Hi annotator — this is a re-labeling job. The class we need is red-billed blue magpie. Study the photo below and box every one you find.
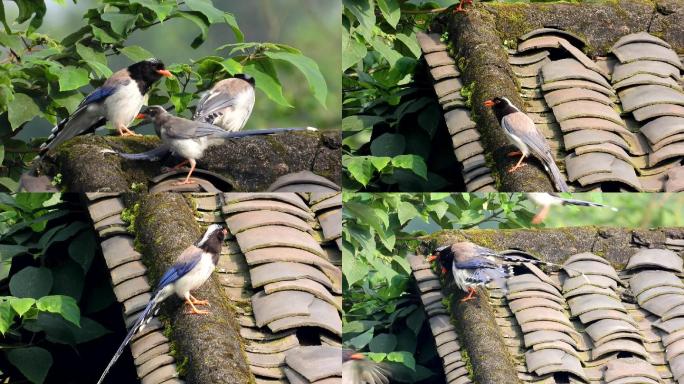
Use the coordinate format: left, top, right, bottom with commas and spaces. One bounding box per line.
342, 349, 391, 384
96, 224, 226, 384
124, 105, 317, 184
527, 193, 618, 224
484, 97, 569, 192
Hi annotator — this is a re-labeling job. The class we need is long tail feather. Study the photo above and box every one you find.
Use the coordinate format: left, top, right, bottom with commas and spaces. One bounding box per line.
560, 197, 618, 211
544, 158, 569, 192
101, 144, 171, 161
215, 127, 317, 139
96, 288, 166, 384
494, 254, 588, 281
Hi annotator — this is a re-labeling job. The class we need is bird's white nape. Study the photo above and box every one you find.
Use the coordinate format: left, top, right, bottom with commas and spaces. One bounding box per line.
196, 224, 223, 246
499, 97, 520, 112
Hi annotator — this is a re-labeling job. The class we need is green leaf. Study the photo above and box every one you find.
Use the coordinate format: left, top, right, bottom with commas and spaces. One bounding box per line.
0, 244, 27, 260
56, 67, 90, 92
222, 13, 243, 42
0, 300, 12, 334
347, 327, 374, 350
185, 0, 224, 23
406, 308, 425, 334
0, 177, 18, 193
417, 103, 441, 137
243, 61, 292, 108
377, 0, 400, 28
10, 297, 35, 317
342, 115, 384, 132
342, 128, 372, 151
370, 35, 402, 67
101, 13, 138, 36
6, 347, 53, 384
38, 221, 88, 252
397, 201, 420, 225
52, 90, 87, 113
177, 10, 210, 48
370, 156, 391, 172
50, 260, 84, 301
68, 230, 96, 273
387, 351, 416, 370
392, 155, 428, 180
9, 267, 53, 299
395, 32, 422, 58
343, 0, 375, 41
342, 33, 367, 71
263, 51, 328, 107
131, 0, 175, 21
90, 25, 118, 44
369, 333, 397, 353
119, 45, 155, 62
8, 93, 40, 130
345, 157, 375, 186
36, 295, 80, 327
342, 249, 369, 287
370, 133, 405, 157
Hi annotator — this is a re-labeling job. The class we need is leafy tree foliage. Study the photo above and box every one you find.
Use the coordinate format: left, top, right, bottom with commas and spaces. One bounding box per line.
0, 0, 328, 191
0, 193, 109, 384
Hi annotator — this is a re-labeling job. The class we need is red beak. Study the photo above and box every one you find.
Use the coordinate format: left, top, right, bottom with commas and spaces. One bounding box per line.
157, 69, 173, 78
442, 266, 447, 275
427, 254, 437, 262
483, 99, 495, 107
350, 353, 365, 360
136, 113, 146, 120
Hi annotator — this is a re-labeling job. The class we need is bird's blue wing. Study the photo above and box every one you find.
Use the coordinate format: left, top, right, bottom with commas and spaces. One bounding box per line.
80, 86, 117, 107
156, 251, 202, 289
453, 257, 498, 270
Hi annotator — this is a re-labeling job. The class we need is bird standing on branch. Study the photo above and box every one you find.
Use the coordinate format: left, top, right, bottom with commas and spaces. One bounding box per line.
96, 224, 225, 384
526, 193, 618, 224
484, 97, 569, 192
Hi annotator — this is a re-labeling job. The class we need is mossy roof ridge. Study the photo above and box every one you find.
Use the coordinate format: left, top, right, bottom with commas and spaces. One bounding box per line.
48, 130, 341, 192
131, 192, 254, 384
427, 226, 684, 267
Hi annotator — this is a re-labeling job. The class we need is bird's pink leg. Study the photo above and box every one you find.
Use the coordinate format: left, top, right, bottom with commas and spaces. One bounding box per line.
185, 298, 210, 315
172, 159, 189, 170
507, 151, 522, 157
508, 154, 526, 173
460, 287, 477, 302
117, 123, 141, 137
454, 0, 467, 12
173, 159, 197, 185
189, 294, 210, 306
532, 205, 550, 225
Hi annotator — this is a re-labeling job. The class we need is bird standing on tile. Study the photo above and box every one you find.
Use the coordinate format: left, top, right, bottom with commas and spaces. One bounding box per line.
526, 193, 618, 224
342, 349, 391, 384
123, 105, 316, 184
484, 97, 569, 192
96, 224, 226, 384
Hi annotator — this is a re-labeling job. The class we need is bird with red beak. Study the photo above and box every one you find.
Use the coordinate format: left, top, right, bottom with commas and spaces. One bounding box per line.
484, 97, 569, 192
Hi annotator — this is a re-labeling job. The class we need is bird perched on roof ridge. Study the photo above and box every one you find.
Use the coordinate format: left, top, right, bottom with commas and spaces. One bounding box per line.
96, 224, 226, 384
428, 242, 586, 301
342, 349, 391, 384
193, 74, 255, 131
527, 193, 618, 224
484, 96, 569, 192
120, 105, 316, 185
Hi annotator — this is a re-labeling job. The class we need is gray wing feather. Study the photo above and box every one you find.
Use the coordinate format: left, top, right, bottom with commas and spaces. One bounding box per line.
193, 90, 237, 123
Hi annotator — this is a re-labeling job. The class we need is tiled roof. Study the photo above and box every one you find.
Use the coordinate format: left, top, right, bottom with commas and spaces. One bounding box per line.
413, 228, 684, 383
420, 25, 684, 191
87, 192, 342, 383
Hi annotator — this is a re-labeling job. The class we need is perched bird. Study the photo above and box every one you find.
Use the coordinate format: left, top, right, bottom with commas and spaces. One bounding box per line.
342, 349, 391, 384
96, 224, 226, 384
484, 97, 569, 192
124, 105, 316, 184
193, 74, 256, 131
41, 59, 172, 152
428, 242, 514, 302
526, 193, 618, 224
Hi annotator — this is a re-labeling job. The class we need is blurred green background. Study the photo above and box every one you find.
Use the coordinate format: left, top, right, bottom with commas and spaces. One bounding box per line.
7, 0, 341, 142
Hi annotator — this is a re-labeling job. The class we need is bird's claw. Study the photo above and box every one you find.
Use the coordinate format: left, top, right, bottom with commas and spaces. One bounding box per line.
460, 296, 476, 303
118, 128, 141, 137
172, 179, 197, 186
508, 164, 526, 173
185, 308, 210, 315
191, 299, 210, 306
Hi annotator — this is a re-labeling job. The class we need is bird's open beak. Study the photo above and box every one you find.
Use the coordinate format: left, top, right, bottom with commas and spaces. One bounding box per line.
222, 228, 228, 236
427, 254, 437, 262
350, 353, 365, 360
136, 113, 146, 120
157, 69, 174, 78
483, 99, 495, 107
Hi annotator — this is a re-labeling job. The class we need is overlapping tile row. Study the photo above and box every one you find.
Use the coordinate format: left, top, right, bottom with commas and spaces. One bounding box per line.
609, 32, 684, 191
622, 248, 684, 383
407, 254, 472, 384
416, 32, 496, 192
267, 171, 342, 194
85, 193, 183, 384
507, 28, 684, 191
221, 193, 342, 383
561, 253, 662, 383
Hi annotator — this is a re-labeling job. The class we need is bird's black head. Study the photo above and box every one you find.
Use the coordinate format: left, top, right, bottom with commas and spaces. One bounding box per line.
234, 73, 255, 86
196, 224, 227, 257
136, 105, 167, 121
127, 58, 173, 94
484, 96, 517, 120
427, 245, 452, 276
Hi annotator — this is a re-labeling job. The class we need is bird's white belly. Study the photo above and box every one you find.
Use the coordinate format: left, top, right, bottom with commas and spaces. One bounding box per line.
170, 137, 209, 160
104, 82, 144, 127
453, 268, 479, 292
174, 253, 215, 299
506, 132, 530, 156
